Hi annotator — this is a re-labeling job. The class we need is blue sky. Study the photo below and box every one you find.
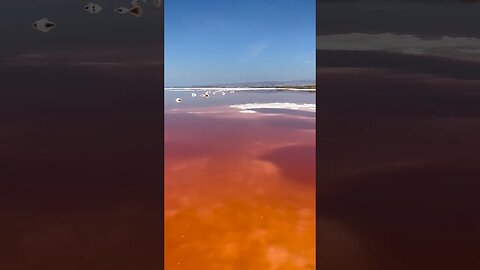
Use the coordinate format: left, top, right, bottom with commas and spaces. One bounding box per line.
165, 0, 315, 86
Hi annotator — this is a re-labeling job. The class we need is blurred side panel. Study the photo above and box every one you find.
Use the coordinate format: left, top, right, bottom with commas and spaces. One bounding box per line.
317, 0, 480, 269
0, 1, 164, 269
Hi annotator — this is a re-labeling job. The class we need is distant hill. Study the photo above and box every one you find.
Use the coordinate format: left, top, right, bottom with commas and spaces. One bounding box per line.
191, 80, 315, 88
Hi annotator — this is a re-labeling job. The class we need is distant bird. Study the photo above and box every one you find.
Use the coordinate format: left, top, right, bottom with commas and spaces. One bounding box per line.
192, 93, 197, 97
221, 92, 226, 95
32, 18, 55, 33
114, 6, 142, 17
83, 2, 103, 15
153, 0, 162, 9
114, 3, 143, 17
114, 7, 130, 14
175, 98, 182, 103
202, 92, 210, 98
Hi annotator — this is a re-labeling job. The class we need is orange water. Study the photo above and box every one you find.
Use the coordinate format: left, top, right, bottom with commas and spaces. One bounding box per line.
164, 92, 316, 269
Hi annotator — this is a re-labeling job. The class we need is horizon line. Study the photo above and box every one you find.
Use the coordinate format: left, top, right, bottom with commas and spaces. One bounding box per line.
165, 79, 316, 88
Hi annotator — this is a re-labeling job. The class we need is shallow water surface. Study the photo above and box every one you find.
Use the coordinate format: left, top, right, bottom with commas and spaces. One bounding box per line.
164, 89, 316, 269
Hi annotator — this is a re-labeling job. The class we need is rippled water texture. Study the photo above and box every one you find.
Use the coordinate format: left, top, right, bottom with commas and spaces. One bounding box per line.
164, 89, 316, 269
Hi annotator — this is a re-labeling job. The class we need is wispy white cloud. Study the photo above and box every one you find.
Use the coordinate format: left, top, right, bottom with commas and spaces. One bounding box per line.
242, 41, 269, 62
